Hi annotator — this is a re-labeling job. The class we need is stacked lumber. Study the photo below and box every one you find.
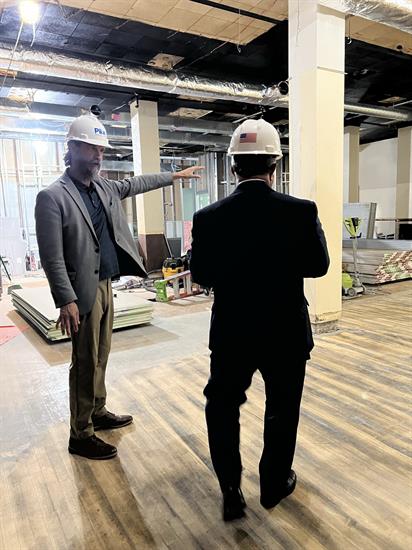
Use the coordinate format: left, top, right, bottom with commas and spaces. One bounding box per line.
342, 248, 412, 284
11, 287, 153, 342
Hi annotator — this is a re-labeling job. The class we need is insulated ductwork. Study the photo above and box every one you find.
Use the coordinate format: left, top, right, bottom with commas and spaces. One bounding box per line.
343, 102, 410, 121
320, 0, 412, 34
0, 47, 409, 123
0, 47, 287, 106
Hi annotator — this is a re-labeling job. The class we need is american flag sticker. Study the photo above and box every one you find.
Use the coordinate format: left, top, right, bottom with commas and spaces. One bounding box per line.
239, 132, 257, 143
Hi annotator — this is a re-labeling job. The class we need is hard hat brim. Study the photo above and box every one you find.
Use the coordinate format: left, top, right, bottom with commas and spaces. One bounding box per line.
228, 150, 283, 159
67, 137, 112, 149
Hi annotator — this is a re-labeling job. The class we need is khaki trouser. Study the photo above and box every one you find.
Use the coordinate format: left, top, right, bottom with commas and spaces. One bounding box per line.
70, 279, 114, 439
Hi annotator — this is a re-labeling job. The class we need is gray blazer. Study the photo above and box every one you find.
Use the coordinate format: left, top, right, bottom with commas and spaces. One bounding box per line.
35, 170, 173, 315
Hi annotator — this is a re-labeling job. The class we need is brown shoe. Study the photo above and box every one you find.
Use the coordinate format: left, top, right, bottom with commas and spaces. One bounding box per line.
93, 411, 133, 431
68, 435, 117, 460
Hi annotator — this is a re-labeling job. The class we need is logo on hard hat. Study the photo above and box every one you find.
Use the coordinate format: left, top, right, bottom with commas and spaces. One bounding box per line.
239, 133, 257, 143
94, 127, 106, 136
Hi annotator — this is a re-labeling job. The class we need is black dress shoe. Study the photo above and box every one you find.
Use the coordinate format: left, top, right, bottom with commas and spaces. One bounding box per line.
260, 470, 297, 509
223, 487, 247, 521
68, 435, 117, 460
92, 411, 133, 431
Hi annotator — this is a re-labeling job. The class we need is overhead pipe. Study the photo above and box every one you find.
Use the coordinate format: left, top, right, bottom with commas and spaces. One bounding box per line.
159, 131, 229, 147
343, 102, 411, 122
240, 98, 411, 123
158, 116, 234, 136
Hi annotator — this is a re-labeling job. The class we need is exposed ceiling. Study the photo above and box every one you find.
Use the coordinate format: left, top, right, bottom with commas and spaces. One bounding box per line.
0, 0, 411, 153
346, 15, 412, 55
55, 0, 282, 45
1, 0, 284, 45
14, 0, 412, 53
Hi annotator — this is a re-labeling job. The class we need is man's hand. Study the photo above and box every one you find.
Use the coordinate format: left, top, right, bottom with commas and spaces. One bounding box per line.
56, 302, 80, 336
173, 166, 204, 180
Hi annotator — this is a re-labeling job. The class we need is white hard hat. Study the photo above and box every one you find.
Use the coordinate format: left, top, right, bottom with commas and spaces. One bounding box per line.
228, 119, 282, 159
66, 115, 112, 148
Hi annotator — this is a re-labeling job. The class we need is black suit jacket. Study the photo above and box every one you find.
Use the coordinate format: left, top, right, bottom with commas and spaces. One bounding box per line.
190, 180, 330, 359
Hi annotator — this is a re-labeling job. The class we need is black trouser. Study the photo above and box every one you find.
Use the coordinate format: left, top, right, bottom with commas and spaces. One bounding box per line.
204, 349, 306, 496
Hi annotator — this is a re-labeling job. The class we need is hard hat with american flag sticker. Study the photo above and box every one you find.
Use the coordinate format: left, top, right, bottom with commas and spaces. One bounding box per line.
228, 119, 282, 159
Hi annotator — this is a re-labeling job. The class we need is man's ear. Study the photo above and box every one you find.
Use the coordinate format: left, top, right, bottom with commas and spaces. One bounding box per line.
269, 163, 277, 178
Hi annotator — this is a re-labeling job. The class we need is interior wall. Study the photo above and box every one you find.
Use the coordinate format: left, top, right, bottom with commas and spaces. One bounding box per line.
0, 138, 64, 260
343, 131, 350, 203
358, 138, 398, 237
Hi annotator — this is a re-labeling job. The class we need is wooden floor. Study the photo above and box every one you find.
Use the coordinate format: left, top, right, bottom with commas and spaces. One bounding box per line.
0, 281, 411, 549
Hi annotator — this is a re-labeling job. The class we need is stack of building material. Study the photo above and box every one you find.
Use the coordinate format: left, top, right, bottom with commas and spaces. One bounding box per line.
11, 287, 154, 342
342, 249, 412, 284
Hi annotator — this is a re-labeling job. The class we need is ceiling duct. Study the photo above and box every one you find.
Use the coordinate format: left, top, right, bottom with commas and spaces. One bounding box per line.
0, 46, 287, 106
0, 47, 409, 123
320, 0, 412, 34
343, 102, 411, 121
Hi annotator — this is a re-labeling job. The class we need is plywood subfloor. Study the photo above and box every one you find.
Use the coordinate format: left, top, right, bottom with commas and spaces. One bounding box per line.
0, 281, 411, 549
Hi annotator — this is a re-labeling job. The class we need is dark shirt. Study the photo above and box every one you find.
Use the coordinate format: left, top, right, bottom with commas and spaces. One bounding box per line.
71, 176, 120, 281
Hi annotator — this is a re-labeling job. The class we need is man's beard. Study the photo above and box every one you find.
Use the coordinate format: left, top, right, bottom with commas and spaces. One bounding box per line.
86, 163, 101, 178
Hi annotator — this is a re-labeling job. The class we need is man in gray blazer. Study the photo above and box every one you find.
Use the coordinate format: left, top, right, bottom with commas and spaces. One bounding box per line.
35, 115, 202, 460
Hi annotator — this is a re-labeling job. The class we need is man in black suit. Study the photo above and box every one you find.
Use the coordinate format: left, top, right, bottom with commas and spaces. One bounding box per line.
190, 119, 329, 521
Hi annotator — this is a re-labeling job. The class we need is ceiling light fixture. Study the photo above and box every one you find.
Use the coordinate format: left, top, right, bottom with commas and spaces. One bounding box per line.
18, 0, 40, 25
168, 108, 212, 119
148, 54, 184, 71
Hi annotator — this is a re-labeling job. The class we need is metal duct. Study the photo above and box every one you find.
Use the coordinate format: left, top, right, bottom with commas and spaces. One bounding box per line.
159, 131, 229, 148
278, 96, 410, 122
0, 46, 286, 106
158, 116, 234, 136
266, 98, 410, 122
0, 47, 409, 123
320, 0, 412, 34
343, 102, 410, 121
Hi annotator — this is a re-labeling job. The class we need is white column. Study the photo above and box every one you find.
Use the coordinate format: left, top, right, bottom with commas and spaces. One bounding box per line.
289, 0, 345, 332
130, 99, 166, 270
173, 180, 183, 222
130, 99, 163, 233
343, 126, 360, 203
396, 126, 412, 219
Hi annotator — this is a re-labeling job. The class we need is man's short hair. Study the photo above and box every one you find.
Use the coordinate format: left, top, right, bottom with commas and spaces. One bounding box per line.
232, 154, 277, 179
64, 150, 72, 166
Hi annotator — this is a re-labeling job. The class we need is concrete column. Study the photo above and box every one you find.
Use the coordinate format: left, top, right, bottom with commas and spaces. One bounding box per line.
163, 185, 174, 222
289, 0, 345, 332
216, 153, 226, 201
343, 126, 360, 203
173, 181, 183, 222
396, 126, 412, 218
130, 99, 167, 271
